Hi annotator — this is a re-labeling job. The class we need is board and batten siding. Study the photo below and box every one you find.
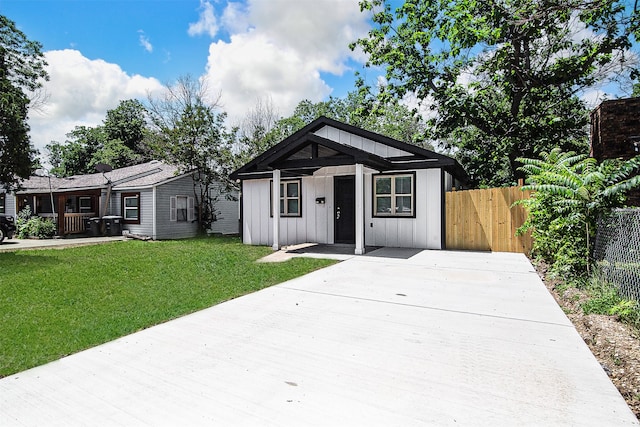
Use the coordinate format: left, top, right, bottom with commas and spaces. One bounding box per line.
364, 168, 443, 249
242, 167, 350, 246
313, 125, 412, 158
241, 166, 444, 249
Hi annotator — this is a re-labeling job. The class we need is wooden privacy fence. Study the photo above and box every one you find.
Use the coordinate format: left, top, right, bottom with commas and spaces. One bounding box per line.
445, 186, 533, 253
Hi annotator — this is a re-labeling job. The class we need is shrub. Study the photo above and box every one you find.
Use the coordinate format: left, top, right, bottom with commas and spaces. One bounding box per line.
517, 149, 640, 277
16, 207, 57, 239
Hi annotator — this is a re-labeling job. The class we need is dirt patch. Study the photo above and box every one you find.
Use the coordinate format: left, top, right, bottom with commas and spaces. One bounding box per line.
535, 263, 640, 420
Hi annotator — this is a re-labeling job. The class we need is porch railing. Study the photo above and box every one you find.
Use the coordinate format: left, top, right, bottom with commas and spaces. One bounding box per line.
63, 213, 94, 234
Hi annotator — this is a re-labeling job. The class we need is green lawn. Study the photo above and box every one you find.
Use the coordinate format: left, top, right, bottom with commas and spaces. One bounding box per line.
0, 237, 335, 377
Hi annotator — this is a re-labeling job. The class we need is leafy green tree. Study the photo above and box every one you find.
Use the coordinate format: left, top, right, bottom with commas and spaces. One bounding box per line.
0, 15, 48, 189
352, 0, 636, 186
146, 75, 234, 234
517, 148, 640, 276
103, 99, 149, 152
46, 99, 150, 176
47, 126, 106, 176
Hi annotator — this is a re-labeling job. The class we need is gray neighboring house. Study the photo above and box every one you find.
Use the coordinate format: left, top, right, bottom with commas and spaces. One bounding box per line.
1, 161, 238, 239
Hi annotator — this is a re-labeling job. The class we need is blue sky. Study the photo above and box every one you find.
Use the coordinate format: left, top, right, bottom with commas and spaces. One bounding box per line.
0, 0, 373, 157
0, 0, 635, 162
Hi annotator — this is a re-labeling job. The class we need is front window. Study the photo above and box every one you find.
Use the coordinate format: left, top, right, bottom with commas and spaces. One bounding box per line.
271, 180, 301, 217
79, 197, 92, 213
176, 196, 188, 222
373, 174, 414, 217
122, 193, 140, 223
170, 195, 195, 222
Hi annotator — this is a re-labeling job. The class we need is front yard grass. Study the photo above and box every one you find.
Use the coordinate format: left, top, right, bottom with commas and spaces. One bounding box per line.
0, 237, 336, 377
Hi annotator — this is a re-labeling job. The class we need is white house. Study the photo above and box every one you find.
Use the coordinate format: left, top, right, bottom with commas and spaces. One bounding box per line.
3, 161, 238, 239
230, 117, 468, 254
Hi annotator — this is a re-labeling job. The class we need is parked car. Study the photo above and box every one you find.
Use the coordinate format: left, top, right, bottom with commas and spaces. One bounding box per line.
0, 215, 16, 243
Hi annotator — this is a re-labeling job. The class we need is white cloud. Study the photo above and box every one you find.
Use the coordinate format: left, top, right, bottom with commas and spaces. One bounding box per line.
29, 49, 163, 161
205, 33, 332, 120
188, 0, 219, 38
138, 30, 153, 53
203, 0, 370, 124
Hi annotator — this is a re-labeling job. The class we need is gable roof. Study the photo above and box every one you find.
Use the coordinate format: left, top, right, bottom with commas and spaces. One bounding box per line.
17, 161, 187, 194
230, 116, 468, 183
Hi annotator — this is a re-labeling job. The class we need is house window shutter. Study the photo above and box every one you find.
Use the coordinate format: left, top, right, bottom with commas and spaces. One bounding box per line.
170, 196, 177, 222
187, 197, 195, 222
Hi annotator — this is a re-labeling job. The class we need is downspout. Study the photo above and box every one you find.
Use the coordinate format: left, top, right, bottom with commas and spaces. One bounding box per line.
238, 181, 243, 241
441, 169, 446, 250
152, 186, 157, 240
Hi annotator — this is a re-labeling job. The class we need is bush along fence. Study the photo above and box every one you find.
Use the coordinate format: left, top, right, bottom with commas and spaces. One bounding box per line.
594, 208, 640, 302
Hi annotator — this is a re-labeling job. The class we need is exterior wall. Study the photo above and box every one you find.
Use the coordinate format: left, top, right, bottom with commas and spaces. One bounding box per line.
153, 175, 199, 240
1, 189, 17, 217
590, 98, 640, 160
241, 166, 444, 249
314, 125, 412, 158
590, 98, 640, 206
111, 189, 154, 237
209, 184, 239, 235
111, 175, 202, 240
365, 168, 443, 249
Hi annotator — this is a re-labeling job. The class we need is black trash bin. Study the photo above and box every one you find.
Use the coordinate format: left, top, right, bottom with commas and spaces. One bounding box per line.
87, 217, 102, 237
103, 215, 123, 237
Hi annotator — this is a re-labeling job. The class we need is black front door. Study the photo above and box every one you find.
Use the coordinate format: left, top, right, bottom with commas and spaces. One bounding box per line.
334, 175, 355, 244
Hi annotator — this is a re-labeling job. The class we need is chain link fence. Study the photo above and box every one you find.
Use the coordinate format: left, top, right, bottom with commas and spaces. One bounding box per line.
593, 208, 640, 302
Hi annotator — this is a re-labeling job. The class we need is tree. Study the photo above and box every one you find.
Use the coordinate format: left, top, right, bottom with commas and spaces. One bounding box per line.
47, 126, 106, 176
517, 148, 640, 276
0, 15, 48, 189
146, 75, 234, 234
233, 90, 432, 169
352, 0, 636, 186
103, 99, 149, 152
46, 99, 150, 176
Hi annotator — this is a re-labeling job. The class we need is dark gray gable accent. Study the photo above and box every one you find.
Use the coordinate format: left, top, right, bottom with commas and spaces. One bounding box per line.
257, 134, 392, 172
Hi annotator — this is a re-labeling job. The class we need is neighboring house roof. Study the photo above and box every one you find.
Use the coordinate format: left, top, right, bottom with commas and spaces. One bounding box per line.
17, 161, 187, 193
230, 116, 469, 183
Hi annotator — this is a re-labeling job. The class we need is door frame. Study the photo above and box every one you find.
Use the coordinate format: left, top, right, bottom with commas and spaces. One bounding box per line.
334, 175, 356, 244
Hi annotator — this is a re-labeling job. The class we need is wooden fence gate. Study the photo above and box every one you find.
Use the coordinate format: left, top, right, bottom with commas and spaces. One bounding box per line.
445, 186, 533, 253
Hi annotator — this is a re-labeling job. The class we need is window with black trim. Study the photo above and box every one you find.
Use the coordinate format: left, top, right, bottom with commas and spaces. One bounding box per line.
373, 173, 415, 217
122, 192, 140, 223
271, 180, 301, 217
0, 192, 5, 214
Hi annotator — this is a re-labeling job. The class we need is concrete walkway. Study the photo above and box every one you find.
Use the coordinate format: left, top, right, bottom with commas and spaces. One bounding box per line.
1, 249, 637, 425
0, 236, 125, 252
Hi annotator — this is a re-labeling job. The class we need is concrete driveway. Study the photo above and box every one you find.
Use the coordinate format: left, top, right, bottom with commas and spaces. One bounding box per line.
1, 249, 637, 426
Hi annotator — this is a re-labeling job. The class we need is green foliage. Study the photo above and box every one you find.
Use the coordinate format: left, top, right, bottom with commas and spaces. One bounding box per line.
46, 100, 151, 176
233, 90, 432, 170
352, 0, 635, 186
0, 15, 48, 189
517, 149, 640, 276
146, 75, 235, 234
0, 237, 336, 376
581, 275, 640, 328
15, 206, 56, 239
